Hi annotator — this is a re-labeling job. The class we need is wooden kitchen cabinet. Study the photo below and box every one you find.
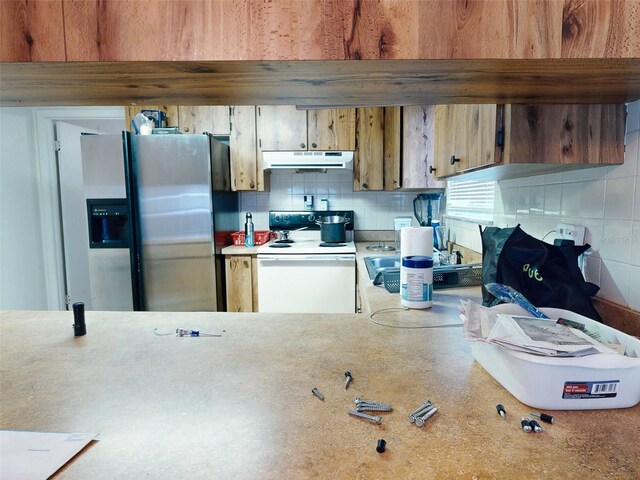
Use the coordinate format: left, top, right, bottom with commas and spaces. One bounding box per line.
225, 255, 258, 312
308, 109, 356, 150
353, 108, 384, 191
434, 104, 500, 177
257, 106, 355, 151
124, 106, 229, 134
257, 106, 307, 150
177, 106, 231, 134
433, 104, 626, 180
354, 106, 443, 191
230, 106, 264, 191
400, 106, 446, 189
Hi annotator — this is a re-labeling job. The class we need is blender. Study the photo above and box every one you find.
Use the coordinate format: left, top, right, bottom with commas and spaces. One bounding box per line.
413, 193, 443, 227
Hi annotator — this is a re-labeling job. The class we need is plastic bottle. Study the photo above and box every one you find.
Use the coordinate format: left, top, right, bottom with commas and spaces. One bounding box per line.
245, 212, 255, 247
400, 255, 433, 309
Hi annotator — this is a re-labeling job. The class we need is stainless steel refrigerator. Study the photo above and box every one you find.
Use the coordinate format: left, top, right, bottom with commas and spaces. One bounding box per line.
80, 132, 238, 312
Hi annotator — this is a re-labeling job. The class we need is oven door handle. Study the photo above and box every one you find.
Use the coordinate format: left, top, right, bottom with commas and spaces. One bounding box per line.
258, 255, 354, 262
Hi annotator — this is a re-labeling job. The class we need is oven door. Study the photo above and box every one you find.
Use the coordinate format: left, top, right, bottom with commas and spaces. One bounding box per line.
257, 254, 356, 313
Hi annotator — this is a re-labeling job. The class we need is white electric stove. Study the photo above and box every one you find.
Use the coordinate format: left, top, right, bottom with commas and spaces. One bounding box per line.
257, 211, 356, 313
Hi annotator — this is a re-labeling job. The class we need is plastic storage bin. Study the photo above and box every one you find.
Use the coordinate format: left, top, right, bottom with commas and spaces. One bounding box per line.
470, 304, 640, 410
230, 230, 271, 246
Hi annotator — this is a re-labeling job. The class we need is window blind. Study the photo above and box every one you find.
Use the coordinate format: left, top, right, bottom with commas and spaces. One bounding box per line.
445, 180, 496, 224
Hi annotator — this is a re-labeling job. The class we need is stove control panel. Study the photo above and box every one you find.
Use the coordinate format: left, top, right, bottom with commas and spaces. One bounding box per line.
269, 210, 354, 230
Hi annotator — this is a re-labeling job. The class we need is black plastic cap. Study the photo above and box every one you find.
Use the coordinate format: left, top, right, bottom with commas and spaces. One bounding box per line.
376, 439, 386, 453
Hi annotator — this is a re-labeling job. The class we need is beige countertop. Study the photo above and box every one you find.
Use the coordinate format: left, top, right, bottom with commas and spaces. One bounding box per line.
2, 301, 639, 478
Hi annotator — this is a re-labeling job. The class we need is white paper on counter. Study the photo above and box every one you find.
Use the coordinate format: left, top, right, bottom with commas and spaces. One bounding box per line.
0, 430, 97, 480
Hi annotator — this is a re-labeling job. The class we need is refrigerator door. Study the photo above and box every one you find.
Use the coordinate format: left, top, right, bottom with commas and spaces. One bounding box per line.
128, 134, 218, 311
81, 134, 133, 311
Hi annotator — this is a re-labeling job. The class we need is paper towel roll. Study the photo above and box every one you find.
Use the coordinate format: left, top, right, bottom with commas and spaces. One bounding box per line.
400, 226, 433, 259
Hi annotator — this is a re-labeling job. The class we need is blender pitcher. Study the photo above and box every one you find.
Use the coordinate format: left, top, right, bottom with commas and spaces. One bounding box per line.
413, 193, 443, 226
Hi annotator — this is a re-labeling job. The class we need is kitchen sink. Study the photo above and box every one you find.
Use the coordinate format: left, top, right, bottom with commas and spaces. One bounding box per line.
364, 255, 401, 285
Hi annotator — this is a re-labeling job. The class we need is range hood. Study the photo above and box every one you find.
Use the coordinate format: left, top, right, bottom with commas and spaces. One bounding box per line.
263, 151, 353, 171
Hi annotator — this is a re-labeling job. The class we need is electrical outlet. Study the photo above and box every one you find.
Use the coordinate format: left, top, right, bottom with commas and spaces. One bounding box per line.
556, 223, 586, 246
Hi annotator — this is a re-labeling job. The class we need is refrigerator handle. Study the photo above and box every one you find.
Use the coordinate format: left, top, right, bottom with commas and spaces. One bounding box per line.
122, 131, 145, 311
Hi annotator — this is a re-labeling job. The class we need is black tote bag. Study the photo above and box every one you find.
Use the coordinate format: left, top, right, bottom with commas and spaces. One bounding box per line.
481, 225, 602, 322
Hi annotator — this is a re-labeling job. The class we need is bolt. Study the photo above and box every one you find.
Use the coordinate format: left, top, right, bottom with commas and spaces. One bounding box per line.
311, 387, 324, 401
347, 409, 382, 425
344, 371, 352, 390
409, 404, 434, 423
408, 401, 433, 422
415, 406, 438, 427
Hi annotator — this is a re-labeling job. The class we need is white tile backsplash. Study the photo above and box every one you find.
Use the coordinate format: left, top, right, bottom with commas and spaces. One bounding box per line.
239, 170, 429, 231
604, 176, 635, 220
579, 179, 606, 219
561, 182, 582, 217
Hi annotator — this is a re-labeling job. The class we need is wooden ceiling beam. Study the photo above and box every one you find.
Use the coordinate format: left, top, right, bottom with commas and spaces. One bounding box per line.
1, 59, 639, 107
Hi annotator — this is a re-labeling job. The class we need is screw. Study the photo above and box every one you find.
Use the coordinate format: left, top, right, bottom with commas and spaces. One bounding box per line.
344, 371, 352, 390
347, 409, 382, 425
311, 387, 324, 401
415, 406, 438, 427
357, 404, 392, 412
408, 401, 433, 422
355, 398, 391, 409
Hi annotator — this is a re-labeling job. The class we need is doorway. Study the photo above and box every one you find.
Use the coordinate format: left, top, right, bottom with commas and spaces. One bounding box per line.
33, 108, 125, 310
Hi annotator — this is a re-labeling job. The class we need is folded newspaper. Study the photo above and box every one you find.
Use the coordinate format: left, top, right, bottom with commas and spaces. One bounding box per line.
461, 300, 619, 357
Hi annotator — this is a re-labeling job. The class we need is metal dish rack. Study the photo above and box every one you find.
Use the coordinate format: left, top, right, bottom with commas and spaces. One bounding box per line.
381, 263, 483, 294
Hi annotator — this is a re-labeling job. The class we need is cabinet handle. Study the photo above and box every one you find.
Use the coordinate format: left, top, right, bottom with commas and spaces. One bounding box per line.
300, 143, 306, 149
450, 155, 461, 166
362, 183, 369, 190
429, 165, 436, 174
250, 181, 255, 189
183, 127, 190, 132
311, 143, 317, 149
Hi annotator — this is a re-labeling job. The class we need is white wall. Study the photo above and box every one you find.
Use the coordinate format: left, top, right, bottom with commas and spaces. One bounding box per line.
493, 100, 640, 310
0, 108, 48, 309
240, 170, 431, 231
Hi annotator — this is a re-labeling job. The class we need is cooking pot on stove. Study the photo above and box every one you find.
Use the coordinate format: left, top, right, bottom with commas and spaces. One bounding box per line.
315, 215, 350, 243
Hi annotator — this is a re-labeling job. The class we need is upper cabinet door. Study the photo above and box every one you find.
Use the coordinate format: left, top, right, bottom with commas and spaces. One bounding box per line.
230, 106, 258, 191
353, 108, 384, 191
402, 106, 445, 189
434, 104, 499, 177
256, 106, 307, 151
178, 106, 231, 135
308, 109, 356, 150
383, 107, 402, 191
507, 104, 625, 166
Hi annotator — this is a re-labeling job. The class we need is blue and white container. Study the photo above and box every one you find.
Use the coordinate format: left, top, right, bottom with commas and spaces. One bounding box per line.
400, 255, 433, 309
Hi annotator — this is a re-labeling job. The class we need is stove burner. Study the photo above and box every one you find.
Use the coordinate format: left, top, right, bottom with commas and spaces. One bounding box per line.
319, 242, 347, 247
269, 243, 292, 248
274, 239, 294, 244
